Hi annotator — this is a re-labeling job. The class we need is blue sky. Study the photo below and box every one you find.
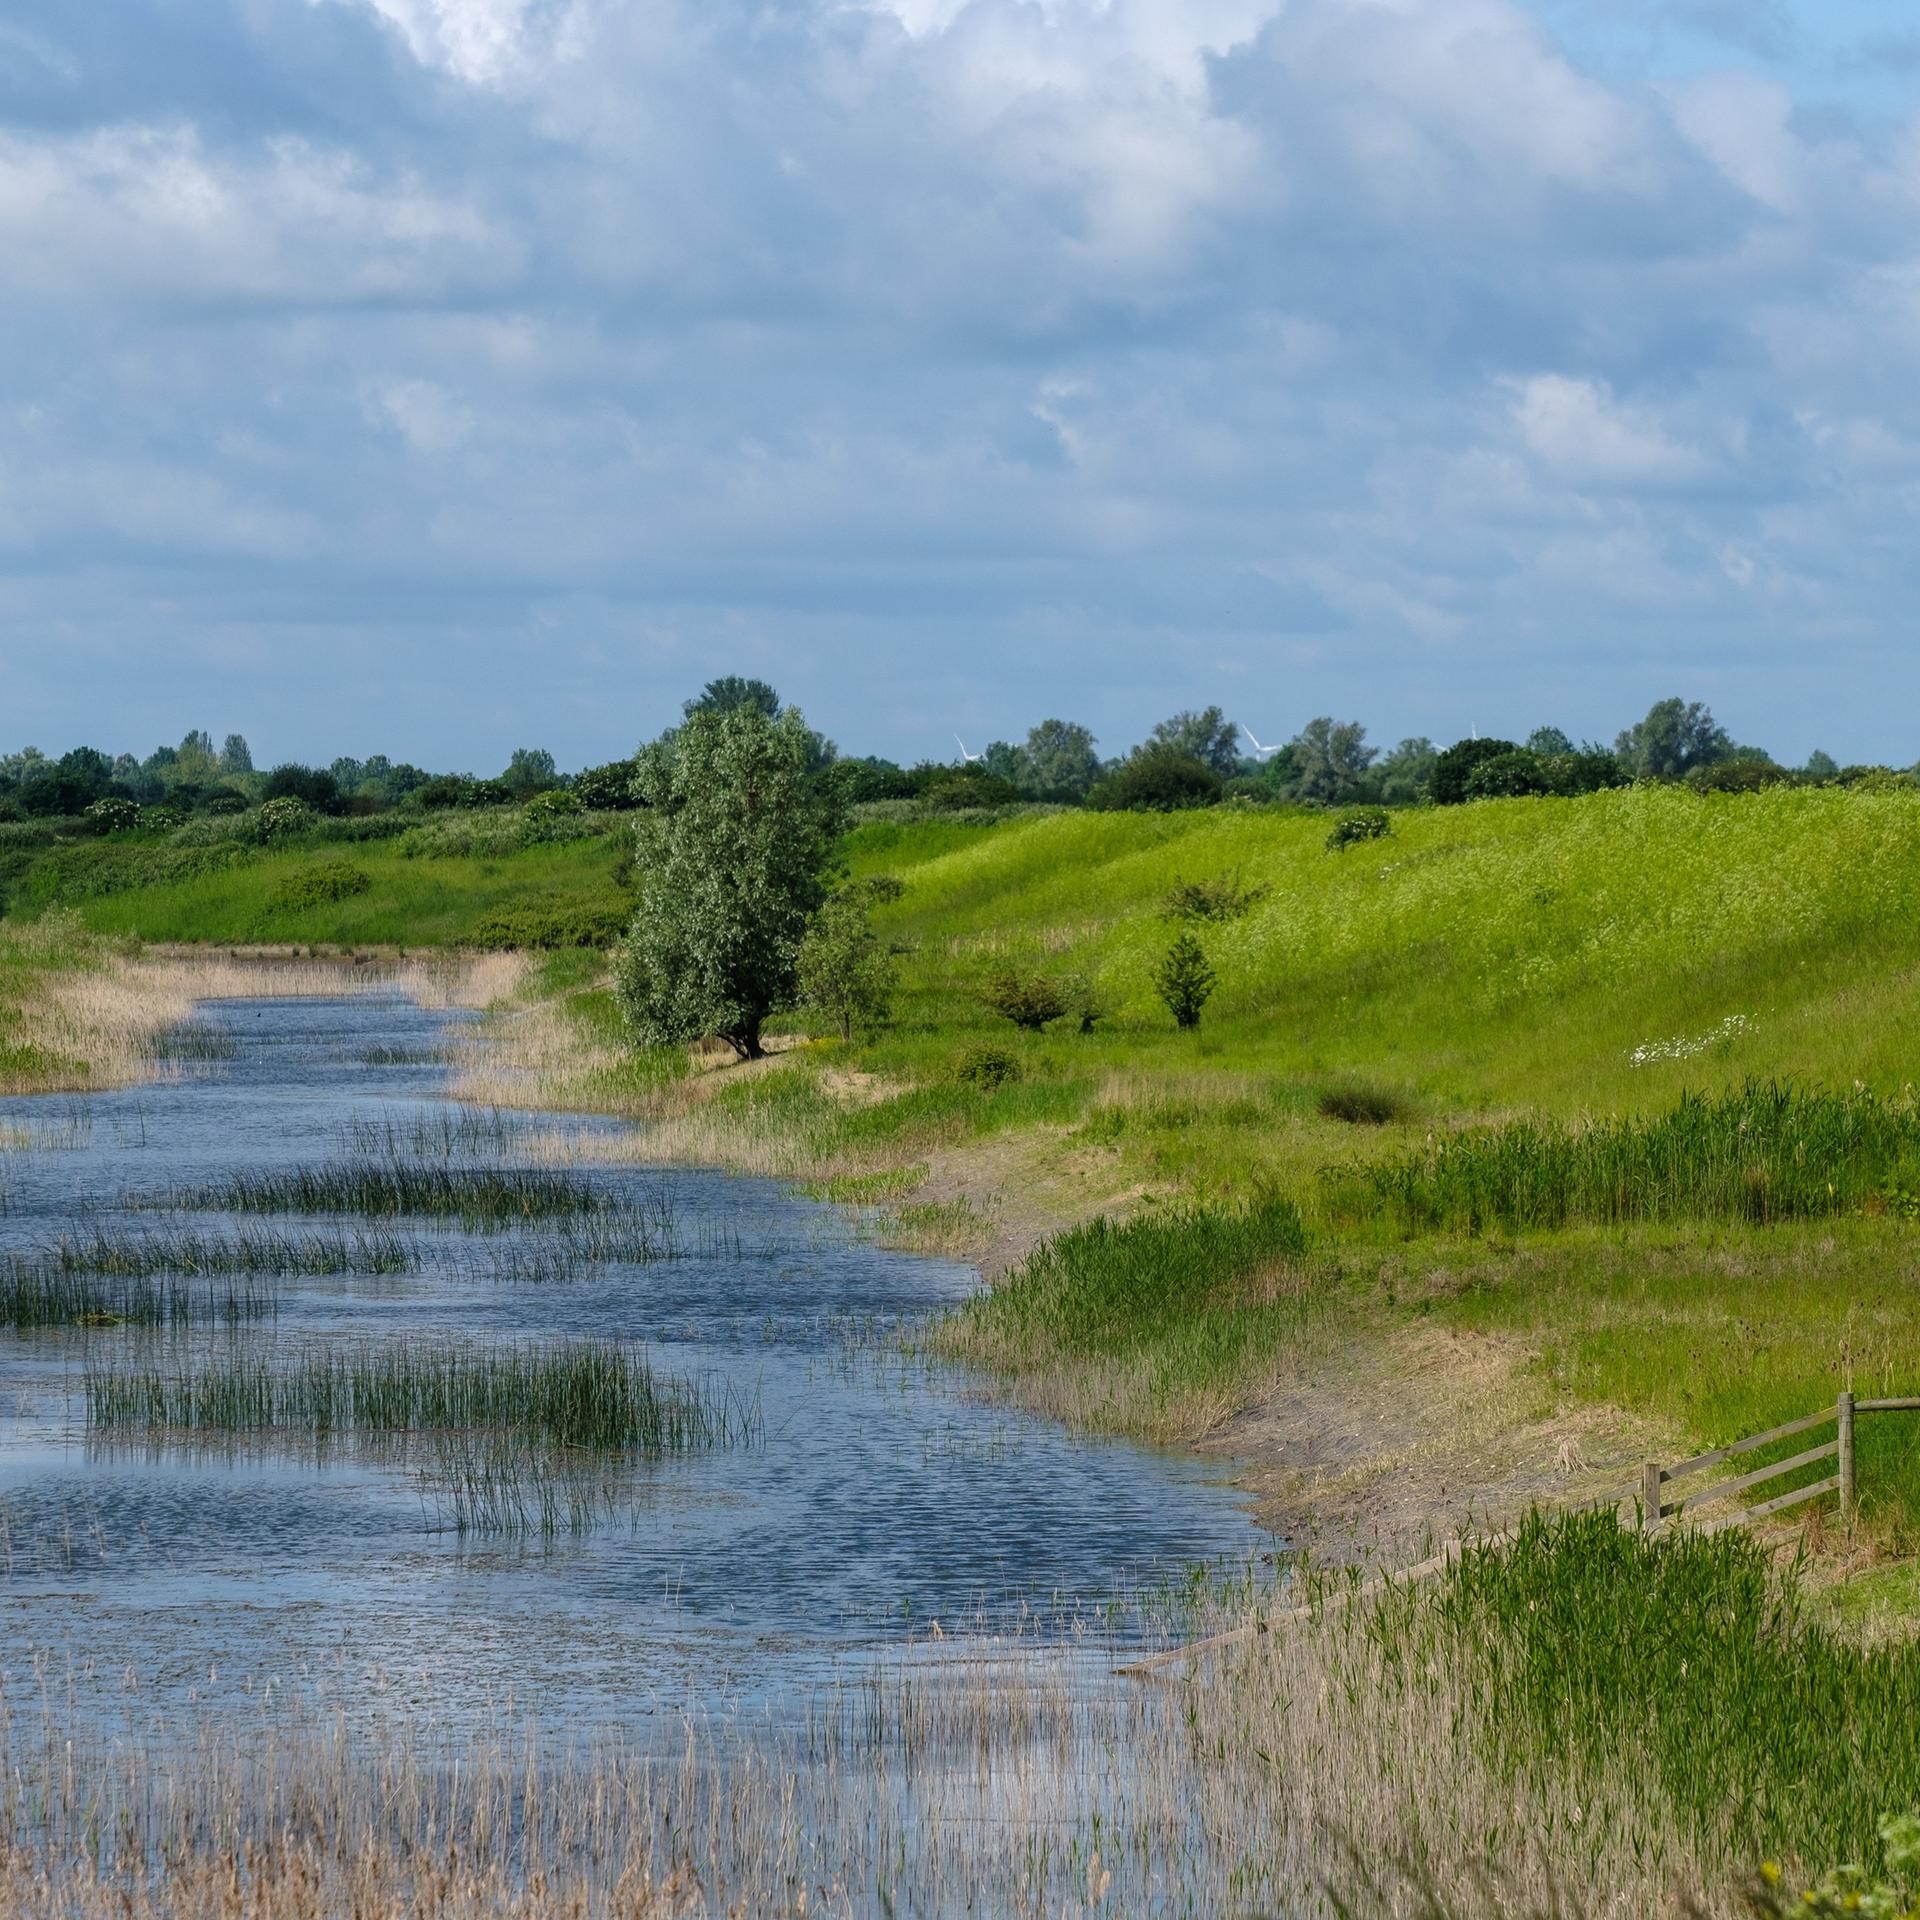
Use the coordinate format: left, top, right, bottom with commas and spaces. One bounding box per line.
0, 0, 1914, 772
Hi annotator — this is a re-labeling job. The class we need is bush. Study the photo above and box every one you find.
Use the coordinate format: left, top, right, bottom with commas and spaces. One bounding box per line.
257, 796, 318, 841
1542, 748, 1631, 796
264, 862, 372, 913
983, 964, 1071, 1031
1154, 931, 1216, 1029
523, 788, 582, 820
1318, 1079, 1410, 1125
1687, 760, 1791, 794
1163, 870, 1269, 919
261, 764, 340, 813
466, 894, 631, 950
572, 758, 644, 811
1463, 749, 1550, 799
1088, 747, 1222, 813
1325, 807, 1391, 851
83, 797, 142, 835
1428, 737, 1519, 805
953, 1044, 1021, 1091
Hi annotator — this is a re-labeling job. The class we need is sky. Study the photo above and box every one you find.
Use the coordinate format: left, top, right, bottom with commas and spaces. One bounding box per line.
0, 0, 1916, 773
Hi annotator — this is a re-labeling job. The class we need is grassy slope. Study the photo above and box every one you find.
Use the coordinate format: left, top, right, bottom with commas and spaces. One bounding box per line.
815, 790, 1920, 1525
38, 837, 623, 946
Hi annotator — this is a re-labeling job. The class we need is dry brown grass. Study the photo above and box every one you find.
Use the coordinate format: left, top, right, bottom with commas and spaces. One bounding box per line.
0, 1577, 1720, 1920
0, 933, 527, 1096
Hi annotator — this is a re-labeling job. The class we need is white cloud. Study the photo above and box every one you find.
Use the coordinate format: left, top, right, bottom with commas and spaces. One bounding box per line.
322, 0, 580, 87
1667, 72, 1799, 212
0, 126, 506, 302
371, 379, 476, 453
1508, 376, 1713, 489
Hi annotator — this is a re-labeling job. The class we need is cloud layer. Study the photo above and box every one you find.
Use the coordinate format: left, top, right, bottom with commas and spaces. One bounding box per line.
0, 0, 1914, 766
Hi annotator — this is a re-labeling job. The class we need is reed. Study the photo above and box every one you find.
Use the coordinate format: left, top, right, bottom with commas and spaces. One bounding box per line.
0, 1264, 272, 1329
27, 1226, 415, 1277
929, 1196, 1322, 1441
0, 1512, 1899, 1917
85, 1338, 735, 1454
1331, 1082, 1920, 1234
160, 1160, 612, 1226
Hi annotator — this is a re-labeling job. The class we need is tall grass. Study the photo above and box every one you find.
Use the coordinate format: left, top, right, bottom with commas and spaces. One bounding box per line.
930, 1197, 1322, 1440
26, 1226, 414, 1277
85, 1339, 734, 1454
162, 1161, 612, 1225
1362, 1507, 1920, 1870
0, 1264, 272, 1329
1334, 1083, 1920, 1234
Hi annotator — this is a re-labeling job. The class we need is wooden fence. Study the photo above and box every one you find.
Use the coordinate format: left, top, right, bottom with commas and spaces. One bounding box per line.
1641, 1390, 1920, 1535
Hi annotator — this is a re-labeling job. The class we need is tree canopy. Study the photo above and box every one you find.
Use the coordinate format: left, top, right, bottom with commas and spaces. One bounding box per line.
616, 704, 847, 1059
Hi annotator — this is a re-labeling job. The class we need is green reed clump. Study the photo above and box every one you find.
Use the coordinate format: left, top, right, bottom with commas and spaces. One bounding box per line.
161, 1161, 610, 1226
86, 1339, 732, 1455
930, 1196, 1318, 1439
0, 1263, 272, 1329
1357, 1508, 1920, 1872
1332, 1082, 1920, 1234
36, 1226, 414, 1277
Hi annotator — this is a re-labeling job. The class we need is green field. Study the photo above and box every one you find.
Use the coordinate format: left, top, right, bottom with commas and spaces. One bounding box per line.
8, 828, 626, 948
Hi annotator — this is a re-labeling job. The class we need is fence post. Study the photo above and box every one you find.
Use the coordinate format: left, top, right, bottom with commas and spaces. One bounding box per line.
1838, 1392, 1856, 1526
1642, 1459, 1663, 1536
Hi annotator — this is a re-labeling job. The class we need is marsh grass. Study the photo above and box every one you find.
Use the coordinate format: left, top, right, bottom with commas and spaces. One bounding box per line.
1334, 1083, 1920, 1234
0, 1513, 1901, 1917
85, 1338, 736, 1454
28, 1226, 415, 1277
931, 1196, 1325, 1440
161, 1160, 613, 1226
0, 1265, 272, 1329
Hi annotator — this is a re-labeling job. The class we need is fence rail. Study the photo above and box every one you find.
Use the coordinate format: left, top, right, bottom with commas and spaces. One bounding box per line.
1642, 1390, 1872, 1534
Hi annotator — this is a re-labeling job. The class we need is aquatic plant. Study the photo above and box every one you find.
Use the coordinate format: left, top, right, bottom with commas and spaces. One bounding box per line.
158, 1160, 614, 1226
0, 1262, 273, 1329
85, 1338, 734, 1455
30, 1226, 414, 1277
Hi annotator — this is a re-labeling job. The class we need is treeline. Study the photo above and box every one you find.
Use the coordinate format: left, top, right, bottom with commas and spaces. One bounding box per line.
0, 683, 1903, 835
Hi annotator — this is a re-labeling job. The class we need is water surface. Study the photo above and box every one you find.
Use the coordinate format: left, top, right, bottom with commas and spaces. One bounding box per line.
0, 992, 1264, 1737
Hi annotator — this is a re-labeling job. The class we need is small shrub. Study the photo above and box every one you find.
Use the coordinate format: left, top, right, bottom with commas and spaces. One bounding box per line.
257, 796, 317, 841
83, 797, 142, 834
797, 891, 895, 1040
859, 873, 905, 905
1154, 931, 1216, 1029
265, 861, 372, 913
953, 1044, 1021, 1091
1325, 807, 1391, 852
1163, 870, 1269, 919
983, 964, 1071, 1030
523, 788, 582, 820
1318, 1079, 1409, 1125
465, 894, 630, 949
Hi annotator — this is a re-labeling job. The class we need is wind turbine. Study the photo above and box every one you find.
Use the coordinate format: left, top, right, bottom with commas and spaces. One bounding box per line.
1241, 726, 1281, 761
954, 734, 984, 764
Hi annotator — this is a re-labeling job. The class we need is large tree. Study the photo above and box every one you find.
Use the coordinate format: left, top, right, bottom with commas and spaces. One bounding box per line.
684, 676, 781, 720
1018, 718, 1100, 797
1148, 706, 1240, 776
1286, 717, 1377, 803
616, 704, 846, 1059
1614, 699, 1733, 780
